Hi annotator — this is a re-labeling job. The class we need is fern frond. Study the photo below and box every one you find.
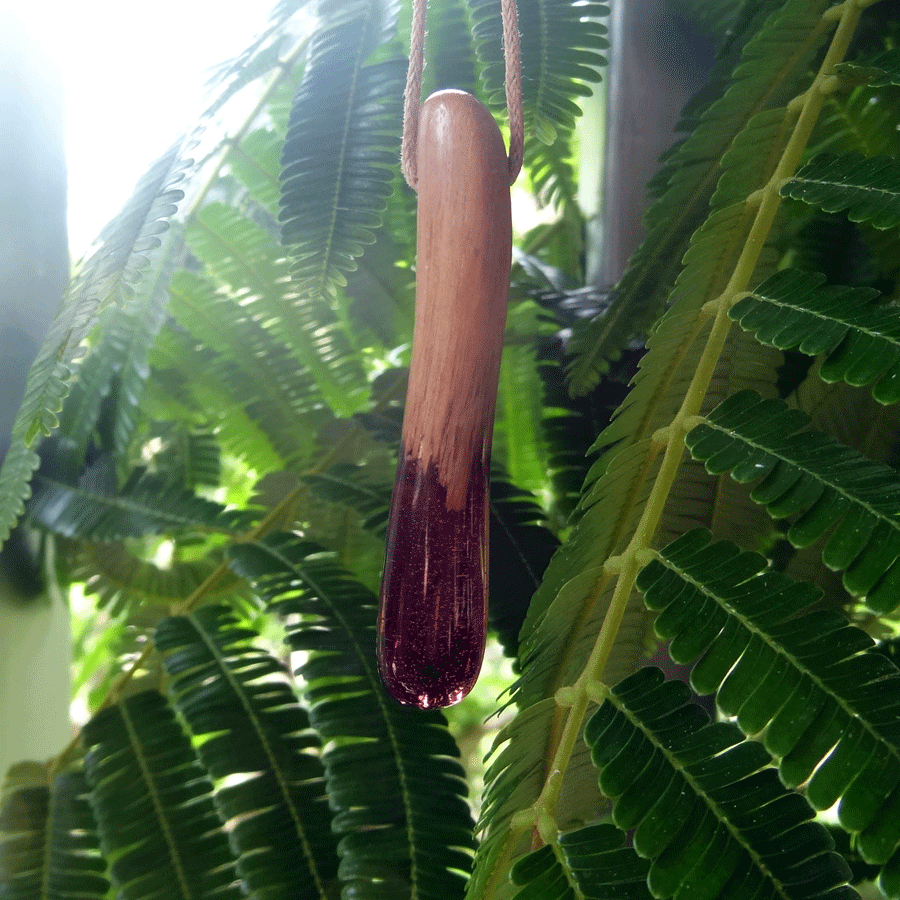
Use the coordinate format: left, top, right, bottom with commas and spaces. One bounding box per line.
0, 763, 49, 899
0, 141, 192, 542
27, 453, 256, 542
728, 269, 900, 402
639, 529, 900, 864
0, 765, 109, 900
166, 270, 328, 464
685, 390, 900, 612
567, 0, 832, 394
489, 475, 560, 657
186, 203, 367, 416
279, 0, 404, 298
59, 225, 181, 459
228, 534, 475, 900
46, 772, 109, 900
82, 690, 242, 900
584, 668, 857, 900
425, 0, 477, 96
155, 605, 340, 900
226, 126, 284, 216
471, 0, 607, 143
494, 302, 556, 496
812, 84, 900, 159
470, 0, 608, 208
304, 462, 392, 533
509, 824, 651, 900
151, 428, 221, 490
781, 152, 900, 229
76, 540, 243, 616
837, 48, 900, 88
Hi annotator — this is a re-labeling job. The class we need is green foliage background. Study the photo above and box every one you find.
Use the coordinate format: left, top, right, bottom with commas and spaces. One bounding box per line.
5, 0, 900, 898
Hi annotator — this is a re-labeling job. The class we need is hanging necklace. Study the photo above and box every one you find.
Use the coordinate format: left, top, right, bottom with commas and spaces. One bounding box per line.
377, 0, 523, 708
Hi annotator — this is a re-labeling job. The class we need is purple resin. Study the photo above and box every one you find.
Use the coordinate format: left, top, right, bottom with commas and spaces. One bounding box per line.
377, 454, 488, 708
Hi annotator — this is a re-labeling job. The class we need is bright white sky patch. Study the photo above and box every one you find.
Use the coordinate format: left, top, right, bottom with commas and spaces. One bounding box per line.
19, 0, 274, 256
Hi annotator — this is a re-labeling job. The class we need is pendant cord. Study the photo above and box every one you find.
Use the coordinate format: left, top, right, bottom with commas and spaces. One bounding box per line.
401, 0, 523, 190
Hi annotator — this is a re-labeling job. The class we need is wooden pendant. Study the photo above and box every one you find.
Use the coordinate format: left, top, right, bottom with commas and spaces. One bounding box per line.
377, 90, 512, 708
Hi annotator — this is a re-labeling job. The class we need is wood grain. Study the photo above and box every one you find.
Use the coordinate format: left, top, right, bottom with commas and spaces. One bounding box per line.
376, 91, 512, 707
401, 90, 512, 509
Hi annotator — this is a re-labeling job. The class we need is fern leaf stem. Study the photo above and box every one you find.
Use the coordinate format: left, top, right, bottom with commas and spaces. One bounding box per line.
186, 38, 309, 218
492, 0, 867, 873
50, 375, 409, 777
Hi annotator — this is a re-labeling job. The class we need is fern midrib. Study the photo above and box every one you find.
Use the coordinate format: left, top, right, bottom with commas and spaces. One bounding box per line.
188, 614, 331, 898
609, 693, 794, 900
261, 539, 424, 900
693, 413, 900, 534
651, 548, 900, 768
314, 13, 372, 310
486, 4, 868, 891
572, 9, 832, 389
118, 700, 195, 900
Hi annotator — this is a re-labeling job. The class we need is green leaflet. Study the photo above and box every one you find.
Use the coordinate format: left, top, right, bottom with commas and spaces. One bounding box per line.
188, 203, 369, 418
584, 668, 857, 900
509, 824, 651, 900
836, 48, 900, 88
0, 767, 109, 900
782, 152, 900, 229
639, 529, 900, 863
82, 691, 242, 900
228, 533, 475, 900
469, 0, 609, 207
685, 390, 900, 612
155, 606, 340, 900
279, 0, 405, 298
728, 269, 900, 403
0, 140, 192, 542
26, 449, 257, 542
566, 0, 829, 394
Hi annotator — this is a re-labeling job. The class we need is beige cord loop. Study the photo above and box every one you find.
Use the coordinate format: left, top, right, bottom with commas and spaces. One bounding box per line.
401, 0, 523, 189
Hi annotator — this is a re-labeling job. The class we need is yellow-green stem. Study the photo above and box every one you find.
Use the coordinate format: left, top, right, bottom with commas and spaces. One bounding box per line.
501, 0, 867, 876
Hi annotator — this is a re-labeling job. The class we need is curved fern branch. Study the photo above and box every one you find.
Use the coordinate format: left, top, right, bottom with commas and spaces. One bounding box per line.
583, 668, 856, 900
82, 690, 242, 900
781, 152, 900, 228
0, 140, 193, 543
685, 390, 900, 612
639, 529, 900, 864
472, 5, 870, 894
155, 605, 340, 900
228, 533, 476, 900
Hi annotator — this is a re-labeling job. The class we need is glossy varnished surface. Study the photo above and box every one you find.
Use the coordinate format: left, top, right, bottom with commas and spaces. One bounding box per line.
378, 90, 511, 708
378, 456, 488, 708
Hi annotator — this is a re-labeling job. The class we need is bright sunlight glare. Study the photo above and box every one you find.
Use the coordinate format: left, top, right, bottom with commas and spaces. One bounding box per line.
13, 0, 275, 256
